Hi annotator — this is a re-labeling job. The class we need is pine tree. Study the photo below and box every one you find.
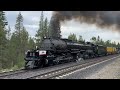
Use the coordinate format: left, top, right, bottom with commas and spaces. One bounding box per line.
0, 11, 8, 28
11, 12, 29, 68
20, 27, 29, 53
28, 37, 35, 50
96, 36, 100, 44
117, 42, 120, 47
14, 12, 23, 59
90, 37, 96, 44
0, 11, 8, 69
105, 40, 111, 47
78, 35, 84, 43
0, 25, 4, 69
43, 17, 49, 38
10, 33, 18, 67
100, 39, 104, 45
68, 33, 77, 42
6, 25, 11, 40
5, 25, 13, 68
35, 11, 44, 46
113, 41, 116, 47
36, 12, 50, 47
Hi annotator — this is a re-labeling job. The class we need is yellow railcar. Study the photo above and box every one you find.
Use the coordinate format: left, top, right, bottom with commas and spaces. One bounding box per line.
106, 47, 113, 54
112, 47, 117, 54
106, 47, 117, 54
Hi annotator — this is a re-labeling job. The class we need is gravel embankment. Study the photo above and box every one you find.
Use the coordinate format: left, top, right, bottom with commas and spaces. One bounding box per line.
86, 58, 120, 79
60, 55, 120, 79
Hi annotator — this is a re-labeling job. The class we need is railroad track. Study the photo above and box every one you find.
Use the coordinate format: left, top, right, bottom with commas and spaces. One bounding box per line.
27, 54, 120, 79
0, 68, 26, 78
0, 54, 119, 79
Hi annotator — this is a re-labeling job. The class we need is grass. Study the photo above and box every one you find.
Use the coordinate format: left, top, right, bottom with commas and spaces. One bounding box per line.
0, 65, 24, 73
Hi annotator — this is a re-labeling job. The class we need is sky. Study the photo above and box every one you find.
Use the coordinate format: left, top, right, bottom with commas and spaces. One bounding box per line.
5, 11, 120, 43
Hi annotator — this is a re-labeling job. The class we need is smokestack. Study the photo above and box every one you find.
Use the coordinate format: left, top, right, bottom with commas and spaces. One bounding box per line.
49, 14, 61, 39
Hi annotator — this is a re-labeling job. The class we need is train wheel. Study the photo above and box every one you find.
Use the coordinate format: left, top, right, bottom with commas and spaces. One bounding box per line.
76, 58, 84, 63
25, 66, 29, 70
76, 54, 84, 63
53, 60, 59, 65
44, 59, 49, 67
38, 60, 44, 68
49, 60, 54, 66
24, 61, 28, 69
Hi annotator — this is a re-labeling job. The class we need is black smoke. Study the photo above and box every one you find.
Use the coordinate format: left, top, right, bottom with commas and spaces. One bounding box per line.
53, 11, 120, 30
49, 11, 120, 39
49, 13, 61, 39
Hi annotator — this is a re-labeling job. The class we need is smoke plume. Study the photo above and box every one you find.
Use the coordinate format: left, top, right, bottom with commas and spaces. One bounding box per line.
49, 11, 120, 38
49, 13, 61, 39
53, 11, 120, 30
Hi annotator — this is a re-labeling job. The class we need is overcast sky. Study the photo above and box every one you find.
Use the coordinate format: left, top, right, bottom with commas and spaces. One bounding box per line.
5, 11, 120, 43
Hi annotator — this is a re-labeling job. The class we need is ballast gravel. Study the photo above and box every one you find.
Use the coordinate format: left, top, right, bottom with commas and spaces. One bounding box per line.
60, 55, 120, 79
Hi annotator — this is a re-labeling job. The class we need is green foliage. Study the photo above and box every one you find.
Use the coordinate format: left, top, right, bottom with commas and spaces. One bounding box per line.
35, 11, 50, 46
0, 11, 8, 69
68, 33, 118, 47
0, 11, 8, 28
90, 36, 118, 47
0, 11, 47, 71
0, 11, 48, 71
117, 42, 120, 47
68, 33, 77, 42
11, 12, 29, 68
2, 12, 29, 69
78, 35, 85, 44
15, 12, 23, 32
44, 17, 49, 38
90, 36, 96, 43
35, 11, 44, 46
28, 37, 35, 50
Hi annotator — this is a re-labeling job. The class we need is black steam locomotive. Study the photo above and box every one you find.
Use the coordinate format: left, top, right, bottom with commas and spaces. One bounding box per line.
24, 38, 108, 69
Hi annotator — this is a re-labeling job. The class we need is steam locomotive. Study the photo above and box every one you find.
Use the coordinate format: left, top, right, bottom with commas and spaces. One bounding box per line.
24, 38, 118, 69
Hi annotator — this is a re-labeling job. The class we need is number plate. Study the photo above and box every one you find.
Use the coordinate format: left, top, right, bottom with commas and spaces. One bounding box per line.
39, 51, 46, 55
